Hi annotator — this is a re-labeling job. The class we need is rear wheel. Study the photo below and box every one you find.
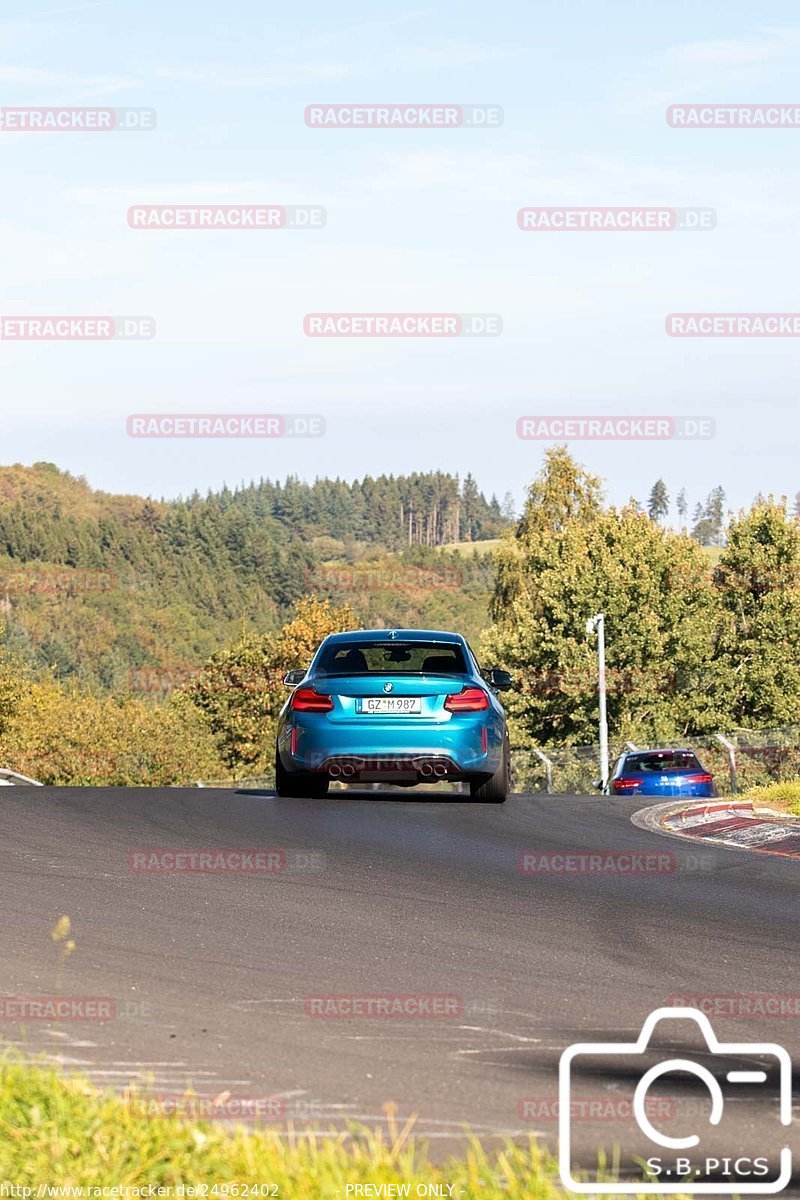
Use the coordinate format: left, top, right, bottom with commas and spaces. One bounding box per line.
275, 749, 329, 798
469, 736, 509, 803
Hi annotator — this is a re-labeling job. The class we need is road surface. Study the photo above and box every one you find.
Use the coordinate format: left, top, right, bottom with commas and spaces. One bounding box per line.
1, 787, 797, 1184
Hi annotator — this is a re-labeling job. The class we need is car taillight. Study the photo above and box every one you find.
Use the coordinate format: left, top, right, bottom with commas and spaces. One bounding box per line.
444, 687, 489, 712
684, 772, 713, 784
614, 777, 641, 790
290, 687, 333, 713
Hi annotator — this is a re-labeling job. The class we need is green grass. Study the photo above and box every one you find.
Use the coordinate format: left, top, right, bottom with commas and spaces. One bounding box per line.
0, 1055, 572, 1197
439, 538, 504, 556
744, 777, 800, 816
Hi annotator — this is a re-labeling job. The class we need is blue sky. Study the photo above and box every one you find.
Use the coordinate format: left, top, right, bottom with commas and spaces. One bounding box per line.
2, 0, 800, 520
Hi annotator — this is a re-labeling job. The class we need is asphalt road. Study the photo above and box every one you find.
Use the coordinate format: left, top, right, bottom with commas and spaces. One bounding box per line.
1, 786, 798, 1184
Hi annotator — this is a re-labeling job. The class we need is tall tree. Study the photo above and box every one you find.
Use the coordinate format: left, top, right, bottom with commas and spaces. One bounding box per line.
691, 487, 726, 546
711, 501, 800, 726
676, 488, 688, 531
647, 479, 670, 523
484, 450, 719, 746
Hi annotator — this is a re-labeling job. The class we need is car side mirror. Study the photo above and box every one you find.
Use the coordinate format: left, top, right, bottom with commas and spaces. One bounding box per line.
283, 668, 307, 687
484, 667, 513, 691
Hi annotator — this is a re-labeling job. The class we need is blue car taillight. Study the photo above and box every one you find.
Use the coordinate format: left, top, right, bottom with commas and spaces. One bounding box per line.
444, 687, 489, 712
290, 687, 333, 713
614, 777, 641, 791
683, 772, 713, 786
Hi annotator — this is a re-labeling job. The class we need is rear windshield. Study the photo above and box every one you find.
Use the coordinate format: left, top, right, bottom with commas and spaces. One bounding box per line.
316, 640, 467, 676
622, 751, 701, 773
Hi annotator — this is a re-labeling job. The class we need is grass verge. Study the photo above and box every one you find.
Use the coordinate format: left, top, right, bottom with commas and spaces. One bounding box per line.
744, 777, 800, 816
0, 1055, 572, 1197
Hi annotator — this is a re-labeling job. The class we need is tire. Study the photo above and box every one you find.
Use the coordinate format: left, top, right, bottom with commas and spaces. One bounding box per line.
275, 749, 329, 798
469, 736, 509, 803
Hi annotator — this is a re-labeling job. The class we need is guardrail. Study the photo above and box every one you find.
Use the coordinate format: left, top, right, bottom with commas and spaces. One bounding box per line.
0, 768, 44, 786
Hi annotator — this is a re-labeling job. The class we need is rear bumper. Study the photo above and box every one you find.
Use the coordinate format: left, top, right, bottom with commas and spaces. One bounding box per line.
612, 784, 717, 798
321, 753, 464, 783
278, 713, 500, 779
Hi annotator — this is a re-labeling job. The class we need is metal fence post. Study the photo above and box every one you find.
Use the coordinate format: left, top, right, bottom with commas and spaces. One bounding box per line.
714, 733, 737, 795
531, 748, 554, 794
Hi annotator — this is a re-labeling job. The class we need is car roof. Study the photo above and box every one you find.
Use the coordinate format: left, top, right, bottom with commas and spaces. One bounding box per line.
319, 629, 465, 645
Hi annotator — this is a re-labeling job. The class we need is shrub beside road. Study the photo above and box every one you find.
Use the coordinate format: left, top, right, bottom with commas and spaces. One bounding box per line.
0, 1056, 567, 1199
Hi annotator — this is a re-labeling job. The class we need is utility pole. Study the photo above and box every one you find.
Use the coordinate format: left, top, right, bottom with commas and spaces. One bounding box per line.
586, 613, 609, 788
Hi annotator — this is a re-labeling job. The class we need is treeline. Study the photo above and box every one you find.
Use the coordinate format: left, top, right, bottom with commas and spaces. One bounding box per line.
199, 472, 505, 548
0, 463, 505, 691
646, 479, 727, 545
0, 465, 505, 570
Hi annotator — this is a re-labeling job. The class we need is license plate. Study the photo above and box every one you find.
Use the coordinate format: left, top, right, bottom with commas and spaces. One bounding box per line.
356, 697, 422, 715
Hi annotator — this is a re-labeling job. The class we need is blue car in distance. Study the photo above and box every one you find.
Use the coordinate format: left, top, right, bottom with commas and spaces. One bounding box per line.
275, 629, 512, 801
605, 748, 716, 797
